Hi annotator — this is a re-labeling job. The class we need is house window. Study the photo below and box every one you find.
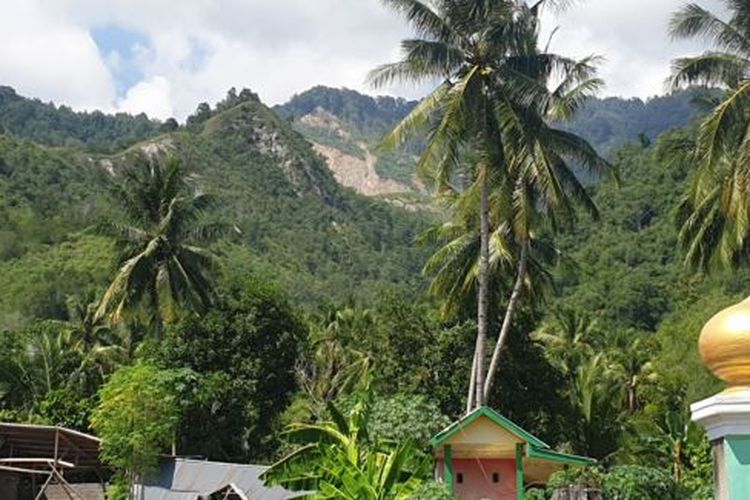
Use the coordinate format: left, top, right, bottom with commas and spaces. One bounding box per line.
492, 472, 499, 483
457, 473, 464, 484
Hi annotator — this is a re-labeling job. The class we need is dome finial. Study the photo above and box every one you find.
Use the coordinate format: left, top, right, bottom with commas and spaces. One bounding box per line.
700, 296, 750, 389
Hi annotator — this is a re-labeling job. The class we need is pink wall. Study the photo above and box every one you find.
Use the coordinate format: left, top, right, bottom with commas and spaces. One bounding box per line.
436, 458, 517, 499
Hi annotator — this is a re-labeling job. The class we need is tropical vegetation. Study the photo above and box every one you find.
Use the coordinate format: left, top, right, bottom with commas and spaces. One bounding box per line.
1, 0, 749, 498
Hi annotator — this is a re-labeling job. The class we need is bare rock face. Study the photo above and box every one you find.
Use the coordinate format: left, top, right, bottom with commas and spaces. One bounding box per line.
140, 138, 175, 157
298, 107, 352, 141
311, 142, 409, 196
294, 107, 411, 197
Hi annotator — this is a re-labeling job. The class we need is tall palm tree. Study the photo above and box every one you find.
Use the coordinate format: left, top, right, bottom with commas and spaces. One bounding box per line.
374, 0, 608, 409
569, 353, 623, 459
670, 1, 750, 270
95, 154, 227, 337
607, 331, 658, 413
296, 308, 373, 418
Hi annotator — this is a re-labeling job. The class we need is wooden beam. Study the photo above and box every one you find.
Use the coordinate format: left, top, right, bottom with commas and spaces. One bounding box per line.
0, 458, 75, 468
34, 470, 55, 500
0, 464, 51, 475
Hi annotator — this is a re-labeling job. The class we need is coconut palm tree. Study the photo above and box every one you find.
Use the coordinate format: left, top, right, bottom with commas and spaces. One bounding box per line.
570, 353, 624, 459
95, 154, 227, 337
373, 0, 608, 409
606, 330, 658, 413
532, 307, 598, 378
296, 308, 373, 418
670, 1, 750, 270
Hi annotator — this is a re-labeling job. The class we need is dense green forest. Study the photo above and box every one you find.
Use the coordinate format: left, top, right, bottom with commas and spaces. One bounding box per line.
1, 0, 747, 497
0, 88, 721, 498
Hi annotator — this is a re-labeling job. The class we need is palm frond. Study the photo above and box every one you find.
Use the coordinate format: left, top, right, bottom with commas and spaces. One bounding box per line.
670, 52, 750, 89
670, 3, 750, 54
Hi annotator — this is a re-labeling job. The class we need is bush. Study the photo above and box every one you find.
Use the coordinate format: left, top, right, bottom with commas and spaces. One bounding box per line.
603, 466, 687, 499
411, 480, 452, 499
546, 465, 687, 500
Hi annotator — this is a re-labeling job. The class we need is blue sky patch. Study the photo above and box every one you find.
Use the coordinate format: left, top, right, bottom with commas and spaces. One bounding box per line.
91, 25, 151, 97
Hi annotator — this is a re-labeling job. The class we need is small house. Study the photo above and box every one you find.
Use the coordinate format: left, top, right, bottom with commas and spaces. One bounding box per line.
431, 407, 594, 499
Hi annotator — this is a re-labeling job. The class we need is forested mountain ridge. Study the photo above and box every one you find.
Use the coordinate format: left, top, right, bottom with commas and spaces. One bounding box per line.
0, 86, 166, 152
0, 87, 429, 330
276, 86, 709, 193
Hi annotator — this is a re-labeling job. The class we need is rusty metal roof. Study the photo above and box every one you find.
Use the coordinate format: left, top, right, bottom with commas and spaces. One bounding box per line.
0, 422, 102, 470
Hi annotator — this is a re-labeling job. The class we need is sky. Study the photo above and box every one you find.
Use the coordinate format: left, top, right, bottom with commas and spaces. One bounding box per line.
0, 0, 715, 121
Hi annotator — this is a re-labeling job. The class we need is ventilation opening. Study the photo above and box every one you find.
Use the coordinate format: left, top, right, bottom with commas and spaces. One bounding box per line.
457, 472, 464, 484
492, 472, 499, 483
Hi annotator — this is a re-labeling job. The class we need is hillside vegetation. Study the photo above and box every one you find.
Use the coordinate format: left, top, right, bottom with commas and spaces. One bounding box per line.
0, 82, 727, 498
0, 87, 428, 330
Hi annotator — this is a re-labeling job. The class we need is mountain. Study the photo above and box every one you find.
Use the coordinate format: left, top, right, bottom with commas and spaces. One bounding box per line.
0, 86, 166, 152
276, 86, 709, 195
275, 86, 421, 196
0, 83, 718, 338
563, 89, 714, 157
0, 87, 429, 329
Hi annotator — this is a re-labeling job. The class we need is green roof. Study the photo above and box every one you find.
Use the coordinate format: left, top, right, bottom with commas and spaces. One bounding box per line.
430, 406, 595, 467
526, 445, 596, 466
429, 406, 549, 449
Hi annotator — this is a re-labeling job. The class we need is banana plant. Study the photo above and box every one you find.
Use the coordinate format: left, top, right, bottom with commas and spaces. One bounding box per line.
264, 392, 428, 499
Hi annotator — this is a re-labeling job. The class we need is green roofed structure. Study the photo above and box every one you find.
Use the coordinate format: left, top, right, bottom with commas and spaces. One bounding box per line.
430, 406, 594, 499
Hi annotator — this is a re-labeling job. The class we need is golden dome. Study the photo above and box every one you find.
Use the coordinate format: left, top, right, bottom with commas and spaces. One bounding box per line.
700, 297, 750, 387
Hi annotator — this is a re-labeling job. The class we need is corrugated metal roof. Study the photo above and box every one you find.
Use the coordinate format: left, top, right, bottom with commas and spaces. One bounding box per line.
139, 458, 303, 500
0, 422, 102, 469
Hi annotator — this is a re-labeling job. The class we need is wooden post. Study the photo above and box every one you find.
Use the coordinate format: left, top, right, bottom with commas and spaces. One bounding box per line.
53, 428, 59, 469
444, 445, 455, 496
516, 443, 525, 500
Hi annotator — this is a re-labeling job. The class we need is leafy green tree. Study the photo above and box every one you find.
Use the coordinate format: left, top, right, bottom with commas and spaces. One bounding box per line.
96, 154, 226, 337
545, 465, 687, 500
338, 393, 451, 464
624, 409, 702, 484
150, 278, 306, 462
90, 363, 186, 500
670, 1, 750, 270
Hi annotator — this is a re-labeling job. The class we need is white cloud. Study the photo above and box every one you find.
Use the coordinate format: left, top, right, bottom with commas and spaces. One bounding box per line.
119, 76, 173, 119
0, 0, 115, 110
0, 0, 724, 120
542, 0, 710, 98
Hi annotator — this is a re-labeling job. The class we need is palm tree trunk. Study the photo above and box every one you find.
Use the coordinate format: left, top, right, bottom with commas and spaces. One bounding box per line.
474, 172, 490, 409
466, 350, 477, 413
483, 240, 528, 402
